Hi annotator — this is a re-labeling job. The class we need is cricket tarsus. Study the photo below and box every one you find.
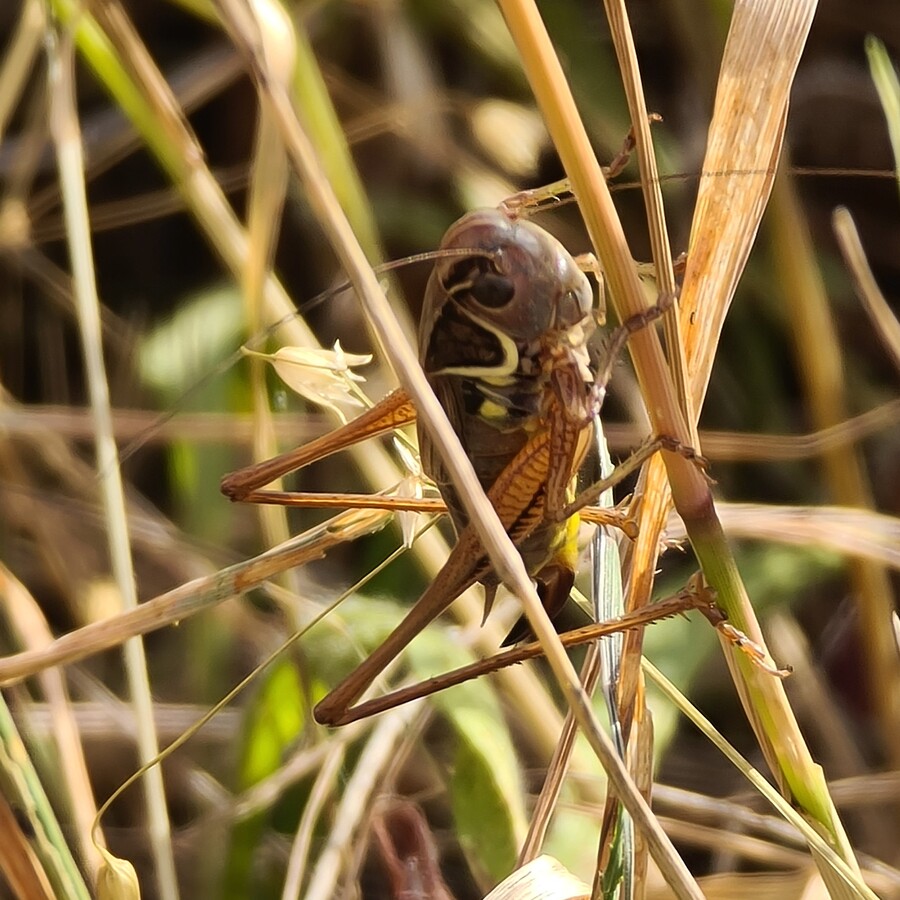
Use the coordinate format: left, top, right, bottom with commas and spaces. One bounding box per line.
716, 621, 793, 678
690, 577, 792, 677
499, 119, 654, 218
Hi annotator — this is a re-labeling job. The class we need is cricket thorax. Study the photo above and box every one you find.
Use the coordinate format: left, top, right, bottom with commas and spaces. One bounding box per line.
419, 207, 596, 425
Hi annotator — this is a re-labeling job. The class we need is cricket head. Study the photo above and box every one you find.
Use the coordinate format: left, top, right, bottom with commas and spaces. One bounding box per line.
419, 208, 596, 381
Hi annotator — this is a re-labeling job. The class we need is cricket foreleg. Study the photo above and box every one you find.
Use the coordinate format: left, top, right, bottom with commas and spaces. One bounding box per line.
590, 289, 679, 413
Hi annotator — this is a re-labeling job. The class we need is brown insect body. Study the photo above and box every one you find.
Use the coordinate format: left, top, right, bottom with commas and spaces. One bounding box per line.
417, 208, 598, 626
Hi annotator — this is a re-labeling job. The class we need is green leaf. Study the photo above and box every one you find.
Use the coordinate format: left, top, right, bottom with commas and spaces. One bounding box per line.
139, 284, 244, 396
408, 633, 526, 887
138, 284, 246, 539
238, 660, 305, 789
224, 659, 307, 899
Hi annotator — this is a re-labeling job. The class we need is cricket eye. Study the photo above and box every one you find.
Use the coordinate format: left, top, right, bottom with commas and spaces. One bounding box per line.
444, 255, 515, 309
469, 271, 515, 308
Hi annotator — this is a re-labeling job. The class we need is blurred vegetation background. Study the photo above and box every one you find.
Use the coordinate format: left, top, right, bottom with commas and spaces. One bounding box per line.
0, 1, 898, 898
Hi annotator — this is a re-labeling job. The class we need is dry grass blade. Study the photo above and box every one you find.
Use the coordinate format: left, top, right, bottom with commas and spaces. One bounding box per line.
281, 743, 345, 900
685, 503, 900, 571
0, 0, 44, 143
0, 509, 389, 685
833, 207, 900, 374
603, 0, 688, 427
0, 565, 101, 880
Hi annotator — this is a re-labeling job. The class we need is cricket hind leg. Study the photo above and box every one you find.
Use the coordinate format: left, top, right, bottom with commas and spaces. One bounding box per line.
221, 388, 415, 501
314, 519, 499, 726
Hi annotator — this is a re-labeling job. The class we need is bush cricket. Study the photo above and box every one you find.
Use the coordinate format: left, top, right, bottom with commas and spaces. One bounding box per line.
222, 203, 715, 727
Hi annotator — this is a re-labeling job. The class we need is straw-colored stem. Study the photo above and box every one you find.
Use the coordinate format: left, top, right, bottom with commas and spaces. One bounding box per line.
46, 29, 178, 899
243, 2, 294, 573
280, 743, 345, 899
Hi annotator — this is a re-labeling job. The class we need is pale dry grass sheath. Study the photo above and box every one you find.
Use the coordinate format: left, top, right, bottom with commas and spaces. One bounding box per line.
217, 1, 703, 896
46, 27, 179, 900
485, 855, 590, 900
280, 742, 345, 900
0, 508, 390, 684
